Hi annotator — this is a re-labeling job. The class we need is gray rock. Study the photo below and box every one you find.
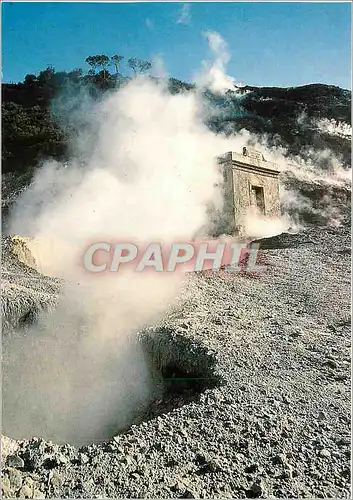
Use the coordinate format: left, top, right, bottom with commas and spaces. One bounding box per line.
7, 467, 23, 490
1, 477, 11, 498
245, 463, 260, 474
6, 454, 24, 468
19, 484, 33, 498
78, 452, 90, 464
33, 489, 46, 499
319, 449, 331, 458
248, 478, 268, 498
272, 453, 287, 465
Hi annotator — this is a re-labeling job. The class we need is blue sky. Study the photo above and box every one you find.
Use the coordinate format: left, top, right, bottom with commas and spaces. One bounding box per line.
2, 2, 351, 88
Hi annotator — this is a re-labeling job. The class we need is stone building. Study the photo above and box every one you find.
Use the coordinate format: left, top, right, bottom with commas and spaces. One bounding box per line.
217, 147, 281, 235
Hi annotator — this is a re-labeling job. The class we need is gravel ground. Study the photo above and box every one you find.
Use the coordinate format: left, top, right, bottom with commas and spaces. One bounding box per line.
1, 236, 61, 332
1, 222, 351, 499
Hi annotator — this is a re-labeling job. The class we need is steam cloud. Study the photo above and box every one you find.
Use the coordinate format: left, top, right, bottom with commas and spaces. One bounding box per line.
3, 32, 351, 445
3, 77, 225, 445
193, 31, 242, 93
315, 118, 352, 139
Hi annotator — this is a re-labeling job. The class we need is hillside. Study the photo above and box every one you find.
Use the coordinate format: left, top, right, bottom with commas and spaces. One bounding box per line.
2, 69, 351, 176
210, 84, 351, 165
1, 68, 351, 229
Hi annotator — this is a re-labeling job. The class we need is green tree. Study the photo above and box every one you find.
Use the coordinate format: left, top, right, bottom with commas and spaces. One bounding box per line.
85, 55, 101, 73
51, 71, 69, 89
38, 66, 55, 86
2, 102, 67, 174
99, 55, 110, 79
85, 55, 110, 79
111, 55, 124, 74
24, 74, 38, 87
128, 58, 152, 76
67, 68, 83, 82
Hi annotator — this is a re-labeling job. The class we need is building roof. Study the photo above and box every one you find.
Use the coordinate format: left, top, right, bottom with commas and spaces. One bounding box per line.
218, 147, 280, 175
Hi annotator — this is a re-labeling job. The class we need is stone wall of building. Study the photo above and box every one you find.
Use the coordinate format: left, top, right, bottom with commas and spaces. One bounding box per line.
232, 165, 281, 222
217, 149, 281, 235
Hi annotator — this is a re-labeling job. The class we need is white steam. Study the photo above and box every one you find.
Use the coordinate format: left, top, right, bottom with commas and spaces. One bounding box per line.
315, 118, 352, 139
193, 31, 241, 93
3, 34, 351, 446
242, 206, 295, 239
3, 77, 230, 446
237, 132, 351, 227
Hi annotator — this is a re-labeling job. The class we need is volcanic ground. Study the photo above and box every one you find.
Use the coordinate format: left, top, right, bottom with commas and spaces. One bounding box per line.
1, 218, 351, 499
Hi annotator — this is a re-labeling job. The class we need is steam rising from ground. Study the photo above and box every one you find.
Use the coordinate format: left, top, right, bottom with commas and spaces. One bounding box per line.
315, 118, 352, 139
3, 33, 351, 445
4, 77, 228, 444
238, 131, 351, 229
193, 31, 240, 92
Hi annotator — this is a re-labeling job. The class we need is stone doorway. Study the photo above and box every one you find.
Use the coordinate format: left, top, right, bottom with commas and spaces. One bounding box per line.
250, 185, 265, 214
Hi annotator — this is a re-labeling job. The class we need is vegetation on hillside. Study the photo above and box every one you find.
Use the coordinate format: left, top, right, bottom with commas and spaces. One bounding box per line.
2, 53, 351, 181
2, 55, 197, 176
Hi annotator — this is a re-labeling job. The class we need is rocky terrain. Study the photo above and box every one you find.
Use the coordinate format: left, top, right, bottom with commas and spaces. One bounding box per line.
1, 66, 351, 499
2, 219, 351, 499
2, 79, 351, 243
